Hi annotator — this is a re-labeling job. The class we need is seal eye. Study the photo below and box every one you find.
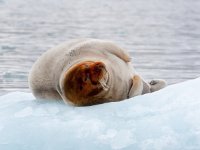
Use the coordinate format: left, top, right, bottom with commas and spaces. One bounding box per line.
93, 63, 104, 74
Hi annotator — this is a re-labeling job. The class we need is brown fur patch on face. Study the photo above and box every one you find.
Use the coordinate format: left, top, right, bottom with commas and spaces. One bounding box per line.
63, 61, 108, 106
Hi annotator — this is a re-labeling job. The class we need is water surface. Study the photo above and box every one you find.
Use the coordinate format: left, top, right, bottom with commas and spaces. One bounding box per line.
0, 0, 200, 95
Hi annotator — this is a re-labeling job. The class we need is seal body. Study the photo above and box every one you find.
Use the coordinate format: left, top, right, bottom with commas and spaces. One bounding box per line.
29, 39, 166, 106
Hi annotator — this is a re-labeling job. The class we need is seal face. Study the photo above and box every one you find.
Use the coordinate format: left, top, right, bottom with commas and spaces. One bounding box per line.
63, 61, 109, 106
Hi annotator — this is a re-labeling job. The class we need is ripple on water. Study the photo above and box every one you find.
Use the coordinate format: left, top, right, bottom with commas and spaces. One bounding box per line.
0, 0, 200, 92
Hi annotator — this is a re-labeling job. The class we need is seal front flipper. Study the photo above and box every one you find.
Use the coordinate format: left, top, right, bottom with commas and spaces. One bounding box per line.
128, 75, 144, 97
128, 75, 152, 98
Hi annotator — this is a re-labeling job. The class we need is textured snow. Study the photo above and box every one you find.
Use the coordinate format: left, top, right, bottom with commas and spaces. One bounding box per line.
0, 78, 200, 150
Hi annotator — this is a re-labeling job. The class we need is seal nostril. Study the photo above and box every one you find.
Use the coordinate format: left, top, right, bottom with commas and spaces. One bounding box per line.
84, 75, 87, 81
92, 82, 98, 85
84, 68, 90, 81
84, 73, 90, 81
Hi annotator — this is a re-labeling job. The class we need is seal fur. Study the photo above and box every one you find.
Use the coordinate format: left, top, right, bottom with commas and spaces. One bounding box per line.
29, 39, 166, 106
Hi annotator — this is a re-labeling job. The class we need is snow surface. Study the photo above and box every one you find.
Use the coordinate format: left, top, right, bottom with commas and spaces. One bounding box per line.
0, 78, 200, 150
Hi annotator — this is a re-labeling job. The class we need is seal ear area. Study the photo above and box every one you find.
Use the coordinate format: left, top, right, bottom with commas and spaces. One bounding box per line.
128, 75, 144, 98
61, 61, 107, 106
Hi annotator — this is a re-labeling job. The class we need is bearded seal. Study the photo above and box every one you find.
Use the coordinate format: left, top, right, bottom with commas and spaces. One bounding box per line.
28, 39, 166, 106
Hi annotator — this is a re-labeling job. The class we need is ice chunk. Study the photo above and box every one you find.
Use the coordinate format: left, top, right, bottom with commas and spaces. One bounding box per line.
14, 107, 33, 118
0, 78, 200, 150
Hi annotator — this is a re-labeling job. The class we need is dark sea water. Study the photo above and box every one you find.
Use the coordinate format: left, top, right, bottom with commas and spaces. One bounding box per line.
0, 0, 200, 95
